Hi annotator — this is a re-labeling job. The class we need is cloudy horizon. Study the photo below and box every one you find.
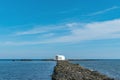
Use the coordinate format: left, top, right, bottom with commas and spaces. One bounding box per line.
0, 0, 120, 59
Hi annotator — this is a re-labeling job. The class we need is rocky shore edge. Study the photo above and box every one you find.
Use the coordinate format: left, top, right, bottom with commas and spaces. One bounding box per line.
52, 61, 114, 80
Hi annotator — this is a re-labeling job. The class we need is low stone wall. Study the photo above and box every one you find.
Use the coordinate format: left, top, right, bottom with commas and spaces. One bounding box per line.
52, 61, 114, 80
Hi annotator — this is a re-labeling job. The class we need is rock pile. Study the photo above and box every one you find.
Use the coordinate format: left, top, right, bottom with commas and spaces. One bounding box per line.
52, 61, 114, 80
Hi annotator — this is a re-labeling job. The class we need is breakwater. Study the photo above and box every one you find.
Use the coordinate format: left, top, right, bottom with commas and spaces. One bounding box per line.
52, 61, 114, 80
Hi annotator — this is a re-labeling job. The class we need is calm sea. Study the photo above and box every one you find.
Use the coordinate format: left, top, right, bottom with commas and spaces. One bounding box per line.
0, 60, 120, 80
71, 59, 120, 80
0, 61, 56, 80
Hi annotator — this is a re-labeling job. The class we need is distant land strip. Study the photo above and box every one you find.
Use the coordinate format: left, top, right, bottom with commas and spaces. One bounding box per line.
0, 59, 119, 61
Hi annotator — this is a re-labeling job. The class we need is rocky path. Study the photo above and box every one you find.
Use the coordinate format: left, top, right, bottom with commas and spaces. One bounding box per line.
52, 61, 114, 80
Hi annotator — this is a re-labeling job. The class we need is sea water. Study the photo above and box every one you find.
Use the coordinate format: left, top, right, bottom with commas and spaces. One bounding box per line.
71, 59, 120, 80
0, 60, 120, 80
0, 61, 55, 80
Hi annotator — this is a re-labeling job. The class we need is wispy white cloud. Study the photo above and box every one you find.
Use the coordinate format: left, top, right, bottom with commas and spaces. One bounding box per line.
15, 27, 46, 35
48, 19, 120, 43
15, 25, 67, 36
37, 33, 55, 38
85, 6, 119, 16
2, 19, 120, 45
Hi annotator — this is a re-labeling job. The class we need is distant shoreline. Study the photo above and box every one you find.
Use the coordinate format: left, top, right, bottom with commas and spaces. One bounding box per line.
0, 59, 119, 61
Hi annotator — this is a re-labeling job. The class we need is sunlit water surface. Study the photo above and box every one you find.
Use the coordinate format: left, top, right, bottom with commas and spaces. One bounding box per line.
0, 61, 55, 80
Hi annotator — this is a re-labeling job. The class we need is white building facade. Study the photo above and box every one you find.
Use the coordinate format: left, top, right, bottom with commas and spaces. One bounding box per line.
55, 55, 65, 60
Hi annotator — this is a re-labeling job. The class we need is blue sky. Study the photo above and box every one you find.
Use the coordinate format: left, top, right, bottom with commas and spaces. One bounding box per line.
0, 0, 120, 59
